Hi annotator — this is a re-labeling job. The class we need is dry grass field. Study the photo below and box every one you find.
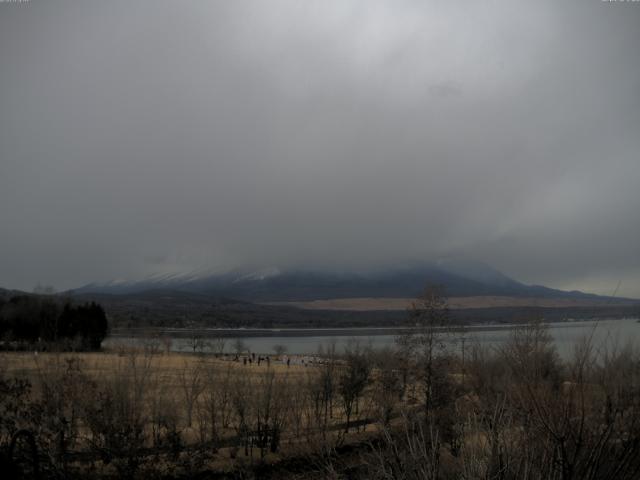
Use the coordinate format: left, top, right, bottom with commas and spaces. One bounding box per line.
0, 346, 388, 477
2, 322, 640, 479
266, 295, 629, 311
1, 349, 304, 383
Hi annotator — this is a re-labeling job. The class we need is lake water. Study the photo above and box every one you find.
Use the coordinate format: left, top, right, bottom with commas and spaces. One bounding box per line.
104, 318, 640, 359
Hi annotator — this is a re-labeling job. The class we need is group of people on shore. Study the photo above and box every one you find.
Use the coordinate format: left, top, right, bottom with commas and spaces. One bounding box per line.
230, 352, 324, 368
236, 352, 272, 367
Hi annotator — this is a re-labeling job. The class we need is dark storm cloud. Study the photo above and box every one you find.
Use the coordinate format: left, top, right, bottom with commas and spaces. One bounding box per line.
1, 0, 639, 296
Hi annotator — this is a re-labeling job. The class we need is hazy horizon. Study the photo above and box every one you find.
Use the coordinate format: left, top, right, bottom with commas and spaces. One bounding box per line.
1, 0, 639, 297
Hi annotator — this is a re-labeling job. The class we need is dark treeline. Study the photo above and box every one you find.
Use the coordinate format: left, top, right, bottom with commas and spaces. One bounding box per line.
0, 295, 108, 350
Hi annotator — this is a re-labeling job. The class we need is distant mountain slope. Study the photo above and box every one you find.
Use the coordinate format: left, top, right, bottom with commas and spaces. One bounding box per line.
71, 259, 633, 303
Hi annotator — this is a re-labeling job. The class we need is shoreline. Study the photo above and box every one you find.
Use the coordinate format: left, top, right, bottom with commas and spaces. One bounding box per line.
108, 317, 639, 339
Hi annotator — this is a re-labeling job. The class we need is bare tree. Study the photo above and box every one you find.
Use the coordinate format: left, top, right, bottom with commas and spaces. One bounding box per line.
272, 344, 287, 357
233, 338, 247, 356
178, 360, 204, 427
187, 334, 208, 354
160, 335, 173, 355
371, 348, 403, 426
339, 342, 371, 432
209, 335, 226, 357
81, 350, 155, 478
397, 285, 449, 415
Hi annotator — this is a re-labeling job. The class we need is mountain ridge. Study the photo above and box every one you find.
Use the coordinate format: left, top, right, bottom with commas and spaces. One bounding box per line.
69, 259, 636, 304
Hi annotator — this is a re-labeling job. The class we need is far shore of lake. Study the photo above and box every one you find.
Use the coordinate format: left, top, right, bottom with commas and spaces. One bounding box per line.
109, 317, 639, 339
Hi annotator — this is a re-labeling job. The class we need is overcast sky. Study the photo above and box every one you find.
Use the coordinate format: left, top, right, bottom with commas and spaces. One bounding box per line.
1, 0, 639, 297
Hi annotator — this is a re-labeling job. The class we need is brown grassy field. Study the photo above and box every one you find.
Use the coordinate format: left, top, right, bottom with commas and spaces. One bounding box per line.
0, 347, 387, 477
0, 350, 302, 381
2, 322, 640, 479
265, 295, 631, 311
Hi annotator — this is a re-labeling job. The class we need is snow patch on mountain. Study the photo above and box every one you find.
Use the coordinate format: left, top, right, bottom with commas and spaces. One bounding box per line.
233, 267, 282, 283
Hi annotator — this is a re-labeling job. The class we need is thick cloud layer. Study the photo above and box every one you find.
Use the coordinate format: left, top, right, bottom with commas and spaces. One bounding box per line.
1, 0, 639, 296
